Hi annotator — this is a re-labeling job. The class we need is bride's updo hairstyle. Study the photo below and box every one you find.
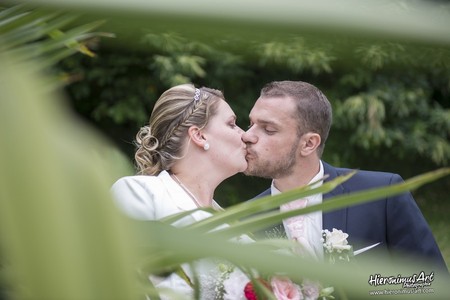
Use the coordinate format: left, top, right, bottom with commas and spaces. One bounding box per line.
135, 83, 224, 175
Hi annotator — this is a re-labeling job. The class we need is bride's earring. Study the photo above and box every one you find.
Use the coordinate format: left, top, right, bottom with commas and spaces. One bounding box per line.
203, 142, 210, 151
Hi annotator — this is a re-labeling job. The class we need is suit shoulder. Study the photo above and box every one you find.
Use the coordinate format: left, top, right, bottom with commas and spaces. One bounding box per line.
335, 167, 396, 177
334, 167, 403, 187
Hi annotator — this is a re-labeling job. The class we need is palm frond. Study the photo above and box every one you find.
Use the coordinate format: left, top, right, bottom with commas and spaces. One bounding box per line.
0, 4, 113, 67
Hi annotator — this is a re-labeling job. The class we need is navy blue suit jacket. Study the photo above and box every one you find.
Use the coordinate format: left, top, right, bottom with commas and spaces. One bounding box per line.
254, 162, 447, 272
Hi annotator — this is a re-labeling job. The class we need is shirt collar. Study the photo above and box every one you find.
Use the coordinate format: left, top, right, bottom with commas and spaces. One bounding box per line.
271, 160, 324, 195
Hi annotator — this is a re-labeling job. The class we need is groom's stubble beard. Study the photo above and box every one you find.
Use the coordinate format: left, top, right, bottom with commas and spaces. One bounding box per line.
244, 137, 300, 179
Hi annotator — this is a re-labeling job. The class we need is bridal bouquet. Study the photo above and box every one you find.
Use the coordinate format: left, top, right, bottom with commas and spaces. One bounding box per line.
166, 228, 353, 299
243, 276, 334, 300
241, 228, 353, 300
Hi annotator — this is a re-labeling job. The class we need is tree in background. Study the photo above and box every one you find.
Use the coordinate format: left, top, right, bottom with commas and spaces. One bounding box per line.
58, 28, 450, 205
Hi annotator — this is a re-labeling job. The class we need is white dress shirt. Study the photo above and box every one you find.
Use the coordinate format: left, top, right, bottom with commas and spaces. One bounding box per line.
271, 161, 324, 259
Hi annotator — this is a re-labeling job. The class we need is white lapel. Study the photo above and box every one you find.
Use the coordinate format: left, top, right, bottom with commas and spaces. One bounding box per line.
159, 171, 213, 222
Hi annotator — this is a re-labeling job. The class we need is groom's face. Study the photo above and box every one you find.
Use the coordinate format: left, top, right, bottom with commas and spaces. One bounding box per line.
242, 96, 301, 179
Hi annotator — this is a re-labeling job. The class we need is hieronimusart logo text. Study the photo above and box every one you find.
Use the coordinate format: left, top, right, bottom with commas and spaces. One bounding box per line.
368, 271, 434, 289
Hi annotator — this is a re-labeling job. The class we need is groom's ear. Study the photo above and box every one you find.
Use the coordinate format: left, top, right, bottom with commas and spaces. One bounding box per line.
299, 132, 321, 156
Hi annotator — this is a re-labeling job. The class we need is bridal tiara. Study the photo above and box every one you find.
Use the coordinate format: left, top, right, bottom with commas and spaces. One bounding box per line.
193, 88, 201, 102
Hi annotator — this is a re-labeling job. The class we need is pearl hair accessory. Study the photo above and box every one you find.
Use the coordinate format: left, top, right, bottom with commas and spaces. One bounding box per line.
203, 143, 210, 151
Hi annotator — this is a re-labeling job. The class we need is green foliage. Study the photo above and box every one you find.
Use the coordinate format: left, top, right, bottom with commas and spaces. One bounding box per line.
59, 31, 450, 190
255, 37, 335, 74
334, 74, 450, 164
61, 51, 154, 127
59, 31, 248, 129
0, 4, 113, 71
143, 32, 207, 84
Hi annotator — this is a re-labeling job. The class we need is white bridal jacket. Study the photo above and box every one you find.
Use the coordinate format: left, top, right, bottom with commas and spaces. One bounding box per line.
111, 170, 249, 300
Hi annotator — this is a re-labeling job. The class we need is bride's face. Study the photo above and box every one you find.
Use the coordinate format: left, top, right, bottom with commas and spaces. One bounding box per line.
203, 100, 248, 174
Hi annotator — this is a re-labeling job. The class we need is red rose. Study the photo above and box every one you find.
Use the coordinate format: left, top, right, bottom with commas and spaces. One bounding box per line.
244, 278, 272, 300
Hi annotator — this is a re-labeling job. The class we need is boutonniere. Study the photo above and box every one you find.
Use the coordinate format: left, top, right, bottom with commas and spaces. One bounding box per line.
321, 228, 354, 264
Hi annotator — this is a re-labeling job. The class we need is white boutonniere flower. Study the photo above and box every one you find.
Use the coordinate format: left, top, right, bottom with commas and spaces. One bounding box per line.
322, 228, 354, 264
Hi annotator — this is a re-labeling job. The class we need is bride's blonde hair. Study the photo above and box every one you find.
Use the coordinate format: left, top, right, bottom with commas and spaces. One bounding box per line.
135, 83, 224, 175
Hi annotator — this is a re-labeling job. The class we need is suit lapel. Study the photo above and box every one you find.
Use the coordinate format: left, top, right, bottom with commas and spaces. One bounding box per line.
322, 162, 348, 232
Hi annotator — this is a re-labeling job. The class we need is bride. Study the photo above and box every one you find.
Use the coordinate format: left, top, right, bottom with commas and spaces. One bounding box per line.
111, 83, 250, 299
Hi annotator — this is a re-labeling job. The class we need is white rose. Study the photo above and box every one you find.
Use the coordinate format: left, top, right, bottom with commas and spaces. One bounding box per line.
327, 229, 352, 251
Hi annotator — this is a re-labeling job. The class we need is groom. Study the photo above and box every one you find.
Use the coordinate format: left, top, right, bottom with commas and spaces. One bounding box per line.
242, 80, 447, 272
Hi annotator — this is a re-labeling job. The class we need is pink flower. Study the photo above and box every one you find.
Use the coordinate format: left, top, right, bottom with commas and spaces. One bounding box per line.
301, 279, 320, 300
270, 276, 303, 300
244, 278, 272, 300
